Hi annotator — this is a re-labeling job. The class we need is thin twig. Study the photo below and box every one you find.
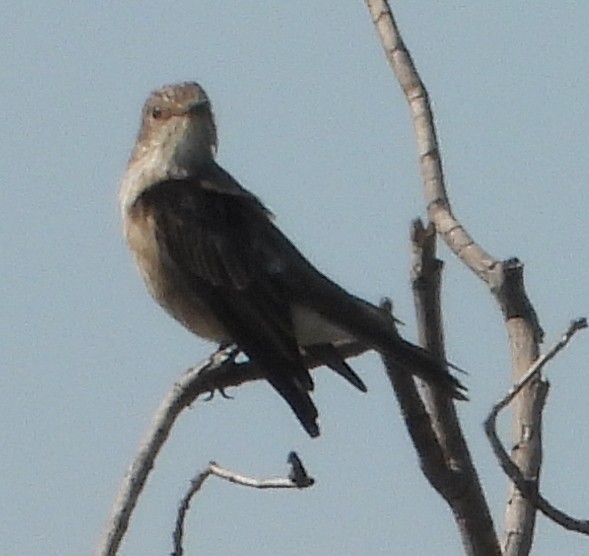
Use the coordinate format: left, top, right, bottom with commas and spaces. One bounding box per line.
485, 318, 589, 534
171, 467, 212, 556
207, 461, 314, 489
94, 343, 338, 556
487, 319, 586, 416
171, 454, 314, 556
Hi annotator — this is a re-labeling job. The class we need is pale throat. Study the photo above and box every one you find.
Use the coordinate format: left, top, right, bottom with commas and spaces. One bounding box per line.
119, 117, 215, 214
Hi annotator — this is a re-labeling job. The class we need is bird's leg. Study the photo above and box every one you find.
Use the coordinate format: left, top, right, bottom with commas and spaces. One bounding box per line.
202, 343, 240, 401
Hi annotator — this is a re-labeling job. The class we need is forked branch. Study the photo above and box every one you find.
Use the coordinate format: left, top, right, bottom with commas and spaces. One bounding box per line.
485, 318, 589, 535
364, 1, 547, 554
172, 453, 314, 556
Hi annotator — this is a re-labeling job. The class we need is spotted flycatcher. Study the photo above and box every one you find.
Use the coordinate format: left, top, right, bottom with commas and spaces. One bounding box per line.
120, 82, 465, 437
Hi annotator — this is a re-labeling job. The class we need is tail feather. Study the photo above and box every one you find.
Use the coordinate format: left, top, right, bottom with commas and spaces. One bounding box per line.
267, 375, 320, 437
305, 344, 367, 393
391, 339, 468, 400
285, 270, 467, 400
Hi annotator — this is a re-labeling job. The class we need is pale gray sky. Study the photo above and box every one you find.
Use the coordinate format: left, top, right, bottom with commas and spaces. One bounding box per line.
2, 2, 588, 555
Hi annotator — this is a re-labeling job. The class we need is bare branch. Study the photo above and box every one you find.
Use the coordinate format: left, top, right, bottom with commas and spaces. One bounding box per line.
95, 344, 346, 556
488, 319, 586, 416
485, 318, 589, 535
208, 460, 314, 489
499, 264, 543, 556
409, 220, 501, 555
364, 2, 547, 553
379, 297, 450, 480
172, 453, 314, 556
171, 467, 211, 556
183, 340, 368, 399
365, 0, 496, 281
94, 346, 235, 556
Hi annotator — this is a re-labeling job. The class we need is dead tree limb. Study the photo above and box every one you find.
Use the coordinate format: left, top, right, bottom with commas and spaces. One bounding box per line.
94, 345, 343, 556
485, 319, 589, 535
364, 1, 547, 554
411, 220, 500, 554
381, 221, 501, 555
172, 453, 314, 556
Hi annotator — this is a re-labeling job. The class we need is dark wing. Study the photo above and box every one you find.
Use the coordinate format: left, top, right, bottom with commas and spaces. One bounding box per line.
138, 162, 319, 436
207, 180, 468, 401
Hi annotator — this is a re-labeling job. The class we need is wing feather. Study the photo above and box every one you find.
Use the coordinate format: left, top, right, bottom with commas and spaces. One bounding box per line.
138, 163, 318, 434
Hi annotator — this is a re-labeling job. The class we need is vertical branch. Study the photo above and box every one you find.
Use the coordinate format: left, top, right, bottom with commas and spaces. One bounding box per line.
494, 261, 545, 556
410, 220, 500, 556
365, 2, 545, 554
486, 318, 589, 535
501, 323, 544, 553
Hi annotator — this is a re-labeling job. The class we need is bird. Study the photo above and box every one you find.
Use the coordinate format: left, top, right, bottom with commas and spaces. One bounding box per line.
120, 82, 466, 438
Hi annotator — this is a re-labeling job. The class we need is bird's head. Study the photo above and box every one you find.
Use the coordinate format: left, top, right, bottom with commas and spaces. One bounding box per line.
139, 82, 217, 159
121, 82, 218, 210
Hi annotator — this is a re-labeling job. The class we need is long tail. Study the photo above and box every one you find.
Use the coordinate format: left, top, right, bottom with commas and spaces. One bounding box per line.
288, 268, 467, 399
385, 337, 467, 400
267, 374, 320, 437
304, 343, 367, 392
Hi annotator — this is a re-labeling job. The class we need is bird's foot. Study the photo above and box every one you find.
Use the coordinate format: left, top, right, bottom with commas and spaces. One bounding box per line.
203, 387, 234, 401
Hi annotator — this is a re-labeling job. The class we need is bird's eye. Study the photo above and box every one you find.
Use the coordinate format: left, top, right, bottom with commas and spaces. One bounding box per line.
151, 106, 164, 119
